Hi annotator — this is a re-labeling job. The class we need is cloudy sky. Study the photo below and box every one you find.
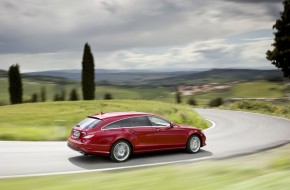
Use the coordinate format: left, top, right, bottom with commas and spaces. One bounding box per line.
0, 0, 283, 72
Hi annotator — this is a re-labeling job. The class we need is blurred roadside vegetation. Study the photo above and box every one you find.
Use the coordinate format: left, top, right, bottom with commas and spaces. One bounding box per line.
0, 100, 209, 141
223, 100, 290, 119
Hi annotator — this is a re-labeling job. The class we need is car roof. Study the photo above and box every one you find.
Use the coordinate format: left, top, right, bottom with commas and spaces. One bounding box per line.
90, 112, 153, 120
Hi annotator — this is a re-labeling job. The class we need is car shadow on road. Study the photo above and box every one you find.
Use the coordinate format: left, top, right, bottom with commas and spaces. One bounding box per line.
68, 149, 213, 170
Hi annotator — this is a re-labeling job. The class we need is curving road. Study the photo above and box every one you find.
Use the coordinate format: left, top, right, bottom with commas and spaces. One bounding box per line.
0, 109, 290, 178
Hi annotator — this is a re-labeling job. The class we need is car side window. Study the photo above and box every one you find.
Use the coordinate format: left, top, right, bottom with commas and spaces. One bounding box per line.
148, 116, 170, 127
103, 120, 123, 129
121, 117, 149, 128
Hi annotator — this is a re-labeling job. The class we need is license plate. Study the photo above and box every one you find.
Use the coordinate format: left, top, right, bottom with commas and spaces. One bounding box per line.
72, 130, 80, 138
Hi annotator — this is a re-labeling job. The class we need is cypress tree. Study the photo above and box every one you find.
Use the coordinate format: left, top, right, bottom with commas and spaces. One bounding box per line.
175, 88, 182, 104
54, 94, 60, 101
266, 0, 290, 79
31, 93, 38, 103
81, 43, 95, 100
40, 87, 46, 102
69, 88, 79, 101
8, 64, 23, 104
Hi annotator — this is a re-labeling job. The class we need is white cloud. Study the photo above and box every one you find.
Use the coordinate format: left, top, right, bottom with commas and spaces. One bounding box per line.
0, 52, 81, 72
92, 37, 274, 71
0, 0, 282, 71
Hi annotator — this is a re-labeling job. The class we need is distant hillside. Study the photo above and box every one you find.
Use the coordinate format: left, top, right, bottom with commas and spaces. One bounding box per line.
25, 69, 198, 85
147, 69, 283, 86
23, 75, 74, 84
25, 70, 80, 81
0, 69, 72, 84
0, 70, 7, 77
21, 69, 283, 86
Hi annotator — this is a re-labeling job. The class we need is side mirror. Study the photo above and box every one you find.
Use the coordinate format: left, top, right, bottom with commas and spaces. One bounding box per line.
169, 122, 176, 128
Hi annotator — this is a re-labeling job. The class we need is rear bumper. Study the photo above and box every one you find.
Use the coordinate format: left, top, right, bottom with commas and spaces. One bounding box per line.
67, 138, 110, 156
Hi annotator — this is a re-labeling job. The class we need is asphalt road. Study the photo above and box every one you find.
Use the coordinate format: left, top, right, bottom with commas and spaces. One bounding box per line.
0, 109, 290, 178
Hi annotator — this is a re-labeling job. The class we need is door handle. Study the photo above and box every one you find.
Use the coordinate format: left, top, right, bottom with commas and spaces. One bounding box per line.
129, 130, 136, 134
155, 128, 161, 131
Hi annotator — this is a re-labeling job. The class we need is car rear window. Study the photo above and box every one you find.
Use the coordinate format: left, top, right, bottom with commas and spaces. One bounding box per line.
122, 117, 149, 127
103, 116, 149, 129
76, 117, 102, 129
103, 120, 123, 129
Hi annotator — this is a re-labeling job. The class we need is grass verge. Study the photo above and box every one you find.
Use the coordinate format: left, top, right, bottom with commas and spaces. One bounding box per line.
223, 100, 290, 119
0, 100, 209, 141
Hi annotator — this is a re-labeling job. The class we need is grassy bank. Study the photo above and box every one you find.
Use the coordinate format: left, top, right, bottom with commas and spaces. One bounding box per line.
223, 100, 290, 119
0, 100, 209, 141
0, 144, 289, 189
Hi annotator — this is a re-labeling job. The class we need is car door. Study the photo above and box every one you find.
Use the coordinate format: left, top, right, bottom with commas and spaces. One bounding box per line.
121, 116, 155, 152
148, 116, 187, 149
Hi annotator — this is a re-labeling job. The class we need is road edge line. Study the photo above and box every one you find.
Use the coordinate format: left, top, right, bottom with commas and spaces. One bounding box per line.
204, 119, 216, 131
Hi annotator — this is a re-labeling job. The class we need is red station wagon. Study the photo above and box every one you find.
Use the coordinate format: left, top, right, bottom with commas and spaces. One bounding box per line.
67, 112, 206, 162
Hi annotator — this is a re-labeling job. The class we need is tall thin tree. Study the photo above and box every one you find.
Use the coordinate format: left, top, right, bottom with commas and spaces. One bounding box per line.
69, 88, 79, 101
31, 93, 38, 103
175, 87, 182, 104
266, 0, 290, 79
40, 86, 46, 102
81, 43, 95, 100
8, 64, 23, 104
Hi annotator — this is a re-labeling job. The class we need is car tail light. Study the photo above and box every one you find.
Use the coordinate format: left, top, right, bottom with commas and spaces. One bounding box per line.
72, 130, 80, 139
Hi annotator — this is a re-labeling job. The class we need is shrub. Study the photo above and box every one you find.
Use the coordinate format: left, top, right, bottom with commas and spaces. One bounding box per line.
104, 93, 113, 100
208, 97, 223, 107
187, 97, 197, 106
226, 100, 290, 118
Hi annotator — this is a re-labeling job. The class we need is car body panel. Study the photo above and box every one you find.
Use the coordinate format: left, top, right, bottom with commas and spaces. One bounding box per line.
153, 126, 187, 149
67, 112, 206, 158
122, 127, 156, 152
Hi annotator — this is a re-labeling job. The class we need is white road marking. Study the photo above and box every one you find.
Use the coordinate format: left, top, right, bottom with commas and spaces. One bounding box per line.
204, 119, 216, 131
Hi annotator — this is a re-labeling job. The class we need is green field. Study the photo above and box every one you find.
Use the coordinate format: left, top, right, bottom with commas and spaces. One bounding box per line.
0, 100, 209, 141
0, 78, 173, 105
0, 78, 67, 104
231, 81, 285, 98
1, 76, 288, 107
191, 81, 288, 106
0, 143, 289, 190
195, 81, 285, 99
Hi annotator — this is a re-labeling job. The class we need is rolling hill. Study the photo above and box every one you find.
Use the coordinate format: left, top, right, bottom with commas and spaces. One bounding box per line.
1, 68, 286, 105
25, 69, 198, 85
24, 68, 283, 86
146, 69, 283, 86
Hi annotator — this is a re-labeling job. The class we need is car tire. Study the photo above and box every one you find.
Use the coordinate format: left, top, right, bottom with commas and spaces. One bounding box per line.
186, 135, 201, 153
110, 140, 131, 162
